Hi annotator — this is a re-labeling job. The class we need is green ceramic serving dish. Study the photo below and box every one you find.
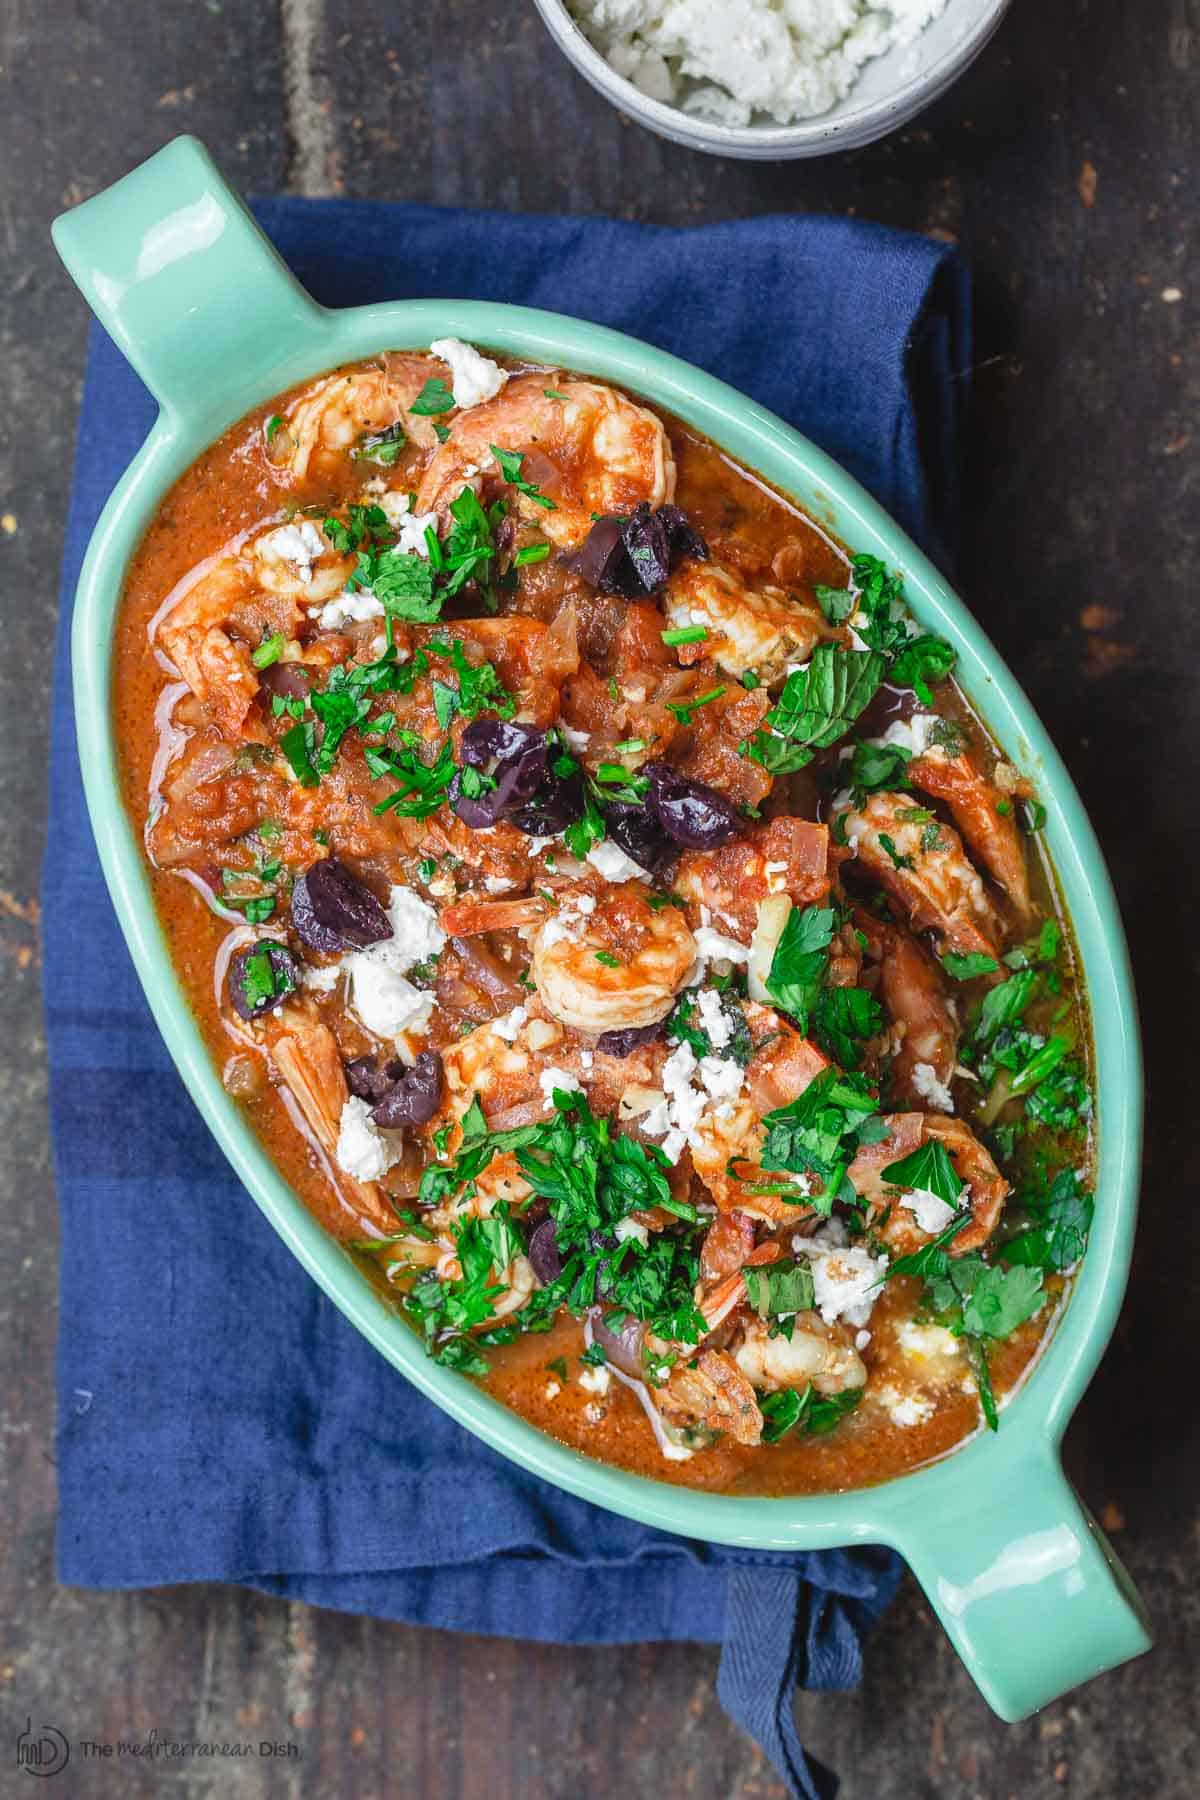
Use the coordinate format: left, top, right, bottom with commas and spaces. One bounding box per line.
52, 136, 1151, 1719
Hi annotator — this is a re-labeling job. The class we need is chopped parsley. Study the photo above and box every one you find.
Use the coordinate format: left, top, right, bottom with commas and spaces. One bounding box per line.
760, 1068, 881, 1215
490, 445, 557, 510
760, 1383, 863, 1442
251, 632, 286, 670
410, 377, 456, 416
351, 421, 406, 466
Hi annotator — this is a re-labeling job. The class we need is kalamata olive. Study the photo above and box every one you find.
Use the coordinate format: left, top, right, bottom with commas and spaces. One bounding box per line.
459, 718, 542, 768
657, 503, 710, 566
345, 1053, 405, 1103
371, 1050, 444, 1129
509, 762, 586, 836
603, 800, 676, 875
621, 502, 673, 593
587, 1305, 646, 1378
449, 772, 503, 831
595, 1021, 664, 1058
571, 514, 632, 593
292, 857, 393, 951
571, 504, 709, 598
228, 939, 298, 1021
643, 760, 743, 849
527, 1217, 564, 1286
453, 728, 578, 835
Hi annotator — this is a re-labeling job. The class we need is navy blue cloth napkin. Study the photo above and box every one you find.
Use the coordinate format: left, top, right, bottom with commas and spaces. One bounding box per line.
47, 200, 969, 1798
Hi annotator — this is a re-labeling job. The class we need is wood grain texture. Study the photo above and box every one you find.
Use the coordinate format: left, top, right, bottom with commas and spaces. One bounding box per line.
1, 0, 1196, 1793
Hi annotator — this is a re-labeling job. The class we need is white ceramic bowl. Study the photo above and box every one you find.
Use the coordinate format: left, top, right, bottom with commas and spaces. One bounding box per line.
531, 0, 1009, 159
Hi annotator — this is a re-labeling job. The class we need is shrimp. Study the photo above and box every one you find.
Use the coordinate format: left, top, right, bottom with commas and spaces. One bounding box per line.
280, 355, 441, 483
837, 790, 1003, 962
662, 559, 837, 683
688, 1003, 831, 1220
155, 525, 348, 737
268, 1013, 400, 1237
847, 1112, 1008, 1256
857, 912, 959, 1112
416, 373, 675, 548
674, 817, 830, 940
910, 744, 1033, 921
656, 1348, 764, 1447
531, 884, 697, 1034
732, 1313, 867, 1397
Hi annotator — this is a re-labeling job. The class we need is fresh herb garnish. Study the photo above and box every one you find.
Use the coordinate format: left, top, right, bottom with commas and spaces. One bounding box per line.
490, 445, 557, 510
760, 1069, 880, 1215
252, 632, 286, 670
764, 904, 835, 1031
410, 377, 456, 416
351, 421, 406, 466
748, 643, 885, 774
941, 950, 1001, 981
761, 1383, 863, 1442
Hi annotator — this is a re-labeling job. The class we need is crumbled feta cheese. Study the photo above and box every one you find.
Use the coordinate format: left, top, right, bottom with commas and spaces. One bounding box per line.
259, 519, 325, 581
561, 726, 591, 752
900, 1186, 957, 1236
882, 1388, 936, 1428
335, 1095, 403, 1182
578, 1363, 612, 1396
587, 839, 649, 883
315, 589, 386, 629
375, 488, 441, 556
302, 962, 342, 992
911, 1063, 954, 1117
897, 1320, 962, 1365
484, 876, 515, 894
583, 1402, 606, 1424
870, 713, 938, 758
570, 0, 954, 129
543, 1380, 562, 1400
698, 1055, 744, 1104
580, 1051, 594, 1071
796, 1239, 888, 1328
491, 1004, 528, 1042
348, 962, 434, 1040
614, 1216, 650, 1248
539, 893, 596, 950
343, 885, 445, 1040
429, 337, 509, 410
539, 1066, 583, 1105
696, 987, 732, 1048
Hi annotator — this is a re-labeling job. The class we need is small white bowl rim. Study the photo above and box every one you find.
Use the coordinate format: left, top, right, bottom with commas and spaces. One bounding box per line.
531, 0, 1010, 152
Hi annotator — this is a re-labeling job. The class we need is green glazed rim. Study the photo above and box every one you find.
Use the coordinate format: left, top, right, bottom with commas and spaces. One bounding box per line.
52, 138, 1150, 1719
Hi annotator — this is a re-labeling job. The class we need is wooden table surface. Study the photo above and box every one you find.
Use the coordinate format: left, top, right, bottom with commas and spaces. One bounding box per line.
1, 3, 1196, 1794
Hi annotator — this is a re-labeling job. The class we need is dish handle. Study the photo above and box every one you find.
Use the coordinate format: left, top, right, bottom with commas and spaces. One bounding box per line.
51, 136, 330, 424
892, 1448, 1152, 1718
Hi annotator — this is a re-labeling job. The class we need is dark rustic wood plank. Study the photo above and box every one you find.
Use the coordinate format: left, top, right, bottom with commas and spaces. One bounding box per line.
1, 0, 1196, 1793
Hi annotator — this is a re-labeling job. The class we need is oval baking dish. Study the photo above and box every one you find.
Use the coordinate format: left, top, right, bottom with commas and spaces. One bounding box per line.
52, 137, 1150, 1719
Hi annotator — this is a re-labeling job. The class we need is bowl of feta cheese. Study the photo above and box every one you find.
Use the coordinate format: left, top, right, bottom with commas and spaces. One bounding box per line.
533, 0, 1009, 158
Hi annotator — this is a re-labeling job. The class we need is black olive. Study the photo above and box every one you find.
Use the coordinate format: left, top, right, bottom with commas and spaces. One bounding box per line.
527, 1217, 564, 1286
595, 1021, 664, 1058
228, 939, 298, 1021
345, 1053, 405, 1103
370, 1051, 444, 1129
643, 761, 743, 850
292, 858, 393, 952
